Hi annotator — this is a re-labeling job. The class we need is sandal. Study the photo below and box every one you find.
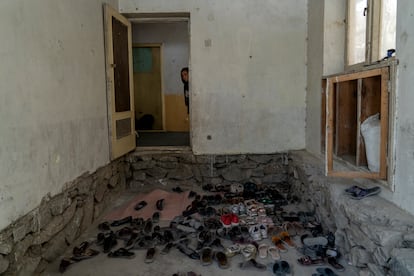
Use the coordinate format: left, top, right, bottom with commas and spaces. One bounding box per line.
241, 244, 257, 260
72, 247, 99, 261
239, 259, 266, 271
327, 257, 345, 271
297, 256, 325, 266
272, 236, 287, 252
258, 244, 268, 258
108, 247, 135, 259
280, 231, 296, 248
200, 247, 213, 266
268, 245, 280, 260
224, 244, 240, 257
214, 251, 229, 269
144, 247, 156, 263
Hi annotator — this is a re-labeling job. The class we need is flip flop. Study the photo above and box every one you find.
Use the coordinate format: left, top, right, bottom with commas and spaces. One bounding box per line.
108, 247, 135, 259
134, 200, 147, 211
347, 186, 381, 200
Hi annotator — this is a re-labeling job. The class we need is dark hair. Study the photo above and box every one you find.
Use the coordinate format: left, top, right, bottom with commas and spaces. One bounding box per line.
181, 67, 189, 84
181, 67, 189, 74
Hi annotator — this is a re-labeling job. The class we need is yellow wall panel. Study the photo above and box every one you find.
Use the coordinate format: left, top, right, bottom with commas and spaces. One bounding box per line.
164, 94, 189, 131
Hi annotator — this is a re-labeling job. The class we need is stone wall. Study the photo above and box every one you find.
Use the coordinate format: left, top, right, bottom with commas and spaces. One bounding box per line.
126, 150, 289, 191
3, 149, 412, 276
0, 158, 129, 276
289, 151, 414, 276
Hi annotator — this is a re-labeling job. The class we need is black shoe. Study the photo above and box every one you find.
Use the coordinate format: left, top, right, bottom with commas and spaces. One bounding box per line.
98, 222, 111, 231
144, 218, 153, 234
172, 186, 184, 193
134, 201, 147, 211
156, 199, 164, 211
103, 232, 118, 253
176, 243, 200, 260
152, 212, 160, 223
111, 216, 132, 227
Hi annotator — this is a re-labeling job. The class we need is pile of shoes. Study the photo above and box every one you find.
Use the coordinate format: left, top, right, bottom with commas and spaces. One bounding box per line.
59, 182, 350, 274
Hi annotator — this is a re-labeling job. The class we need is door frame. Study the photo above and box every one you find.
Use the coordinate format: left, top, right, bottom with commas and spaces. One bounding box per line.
127, 14, 192, 148
133, 43, 166, 132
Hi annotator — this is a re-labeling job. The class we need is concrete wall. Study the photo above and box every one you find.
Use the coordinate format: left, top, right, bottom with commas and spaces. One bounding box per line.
133, 22, 189, 95
120, 0, 308, 155
306, 0, 414, 216
0, 0, 118, 231
306, 0, 346, 155
305, 0, 324, 154
391, 0, 414, 214
322, 0, 346, 76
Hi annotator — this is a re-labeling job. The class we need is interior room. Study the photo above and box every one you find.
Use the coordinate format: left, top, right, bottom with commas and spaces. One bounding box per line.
0, 0, 413, 275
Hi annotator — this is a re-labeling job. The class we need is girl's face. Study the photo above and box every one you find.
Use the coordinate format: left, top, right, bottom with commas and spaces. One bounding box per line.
181, 70, 188, 82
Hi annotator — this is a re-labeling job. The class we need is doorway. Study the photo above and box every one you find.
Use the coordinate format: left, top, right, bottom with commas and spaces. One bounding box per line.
131, 20, 190, 147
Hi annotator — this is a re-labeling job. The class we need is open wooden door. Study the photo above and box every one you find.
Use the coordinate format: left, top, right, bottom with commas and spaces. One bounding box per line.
104, 4, 135, 160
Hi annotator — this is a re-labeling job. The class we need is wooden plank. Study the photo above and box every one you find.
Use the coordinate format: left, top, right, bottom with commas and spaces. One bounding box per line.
379, 67, 389, 179
361, 76, 381, 122
326, 79, 334, 174
328, 171, 383, 179
335, 81, 357, 157
356, 79, 366, 166
321, 79, 326, 152
331, 68, 382, 83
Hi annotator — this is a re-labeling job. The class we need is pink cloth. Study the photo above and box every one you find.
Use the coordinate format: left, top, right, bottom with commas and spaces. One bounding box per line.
104, 189, 193, 222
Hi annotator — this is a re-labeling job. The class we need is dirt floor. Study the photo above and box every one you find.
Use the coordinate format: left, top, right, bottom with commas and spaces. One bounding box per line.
43, 182, 359, 276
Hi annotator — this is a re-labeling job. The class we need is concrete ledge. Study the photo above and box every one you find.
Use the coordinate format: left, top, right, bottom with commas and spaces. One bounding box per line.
290, 150, 414, 276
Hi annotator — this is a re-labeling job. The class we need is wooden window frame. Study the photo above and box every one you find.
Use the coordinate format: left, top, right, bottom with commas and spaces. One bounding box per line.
324, 65, 391, 180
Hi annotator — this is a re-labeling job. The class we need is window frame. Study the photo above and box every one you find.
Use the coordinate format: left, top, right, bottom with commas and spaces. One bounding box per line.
345, 0, 395, 71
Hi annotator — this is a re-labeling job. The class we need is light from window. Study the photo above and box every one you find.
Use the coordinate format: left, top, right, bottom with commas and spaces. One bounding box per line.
347, 0, 368, 65
379, 0, 397, 59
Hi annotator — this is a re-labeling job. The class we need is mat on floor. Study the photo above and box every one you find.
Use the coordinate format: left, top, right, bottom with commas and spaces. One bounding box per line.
104, 189, 193, 222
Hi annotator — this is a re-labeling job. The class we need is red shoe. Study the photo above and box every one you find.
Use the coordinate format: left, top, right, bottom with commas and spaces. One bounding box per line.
231, 214, 239, 226
220, 214, 232, 228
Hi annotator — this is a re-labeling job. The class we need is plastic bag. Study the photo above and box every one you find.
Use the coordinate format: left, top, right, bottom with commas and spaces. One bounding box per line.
361, 113, 380, 172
